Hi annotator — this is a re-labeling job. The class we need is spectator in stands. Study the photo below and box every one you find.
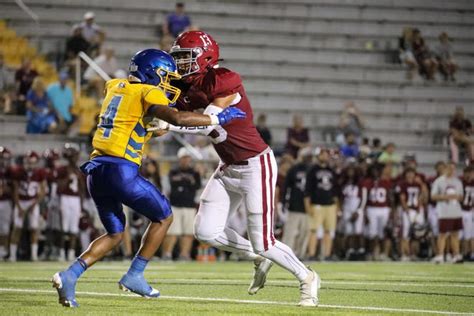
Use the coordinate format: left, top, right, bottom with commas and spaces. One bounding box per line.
398, 27, 418, 80
281, 147, 313, 259
305, 148, 339, 260
256, 113, 272, 146
434, 32, 458, 82
412, 28, 438, 80
431, 161, 464, 263
84, 47, 119, 95
47, 72, 74, 133
25, 77, 58, 134
14, 59, 38, 115
163, 3, 192, 38
162, 148, 201, 261
286, 114, 310, 158
370, 138, 383, 160
65, 26, 91, 59
0, 53, 14, 114
340, 132, 360, 159
449, 106, 474, 164
338, 101, 364, 145
378, 142, 401, 176
359, 137, 372, 158
73, 11, 105, 56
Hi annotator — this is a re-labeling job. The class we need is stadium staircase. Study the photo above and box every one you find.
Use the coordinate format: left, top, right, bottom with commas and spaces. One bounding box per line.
1, 0, 474, 172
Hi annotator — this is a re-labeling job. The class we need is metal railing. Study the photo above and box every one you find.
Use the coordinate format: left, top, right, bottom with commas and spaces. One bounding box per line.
14, 0, 41, 50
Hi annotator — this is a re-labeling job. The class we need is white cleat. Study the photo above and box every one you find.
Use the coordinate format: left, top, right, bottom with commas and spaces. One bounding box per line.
298, 268, 321, 307
248, 257, 273, 295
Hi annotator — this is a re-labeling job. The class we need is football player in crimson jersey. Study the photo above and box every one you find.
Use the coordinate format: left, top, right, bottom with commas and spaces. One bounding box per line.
358, 164, 394, 260
8, 151, 48, 262
0, 146, 14, 258
156, 31, 320, 306
57, 143, 86, 261
461, 165, 474, 260
399, 168, 428, 261
43, 148, 63, 260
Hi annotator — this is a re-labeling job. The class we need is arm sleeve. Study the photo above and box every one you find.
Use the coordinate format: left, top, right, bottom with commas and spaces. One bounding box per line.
167, 104, 222, 135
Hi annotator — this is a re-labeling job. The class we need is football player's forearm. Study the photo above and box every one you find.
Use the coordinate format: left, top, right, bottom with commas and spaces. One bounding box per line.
168, 124, 214, 136
150, 105, 214, 127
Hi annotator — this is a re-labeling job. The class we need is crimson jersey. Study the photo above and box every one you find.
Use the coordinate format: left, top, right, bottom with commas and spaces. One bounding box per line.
398, 181, 422, 210
0, 166, 14, 200
11, 166, 47, 200
56, 166, 83, 196
462, 179, 474, 211
175, 68, 268, 164
360, 178, 392, 208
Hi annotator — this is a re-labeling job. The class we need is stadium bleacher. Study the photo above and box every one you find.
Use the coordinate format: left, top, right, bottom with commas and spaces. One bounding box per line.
1, 0, 474, 172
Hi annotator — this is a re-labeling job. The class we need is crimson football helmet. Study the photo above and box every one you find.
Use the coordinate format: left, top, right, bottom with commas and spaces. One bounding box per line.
170, 31, 220, 77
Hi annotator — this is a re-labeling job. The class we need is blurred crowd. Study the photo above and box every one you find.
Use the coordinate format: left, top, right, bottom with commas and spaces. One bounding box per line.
1, 107, 473, 263
0, 3, 195, 137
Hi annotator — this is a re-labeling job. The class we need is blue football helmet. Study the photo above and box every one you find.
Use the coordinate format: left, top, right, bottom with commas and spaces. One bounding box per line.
128, 49, 181, 104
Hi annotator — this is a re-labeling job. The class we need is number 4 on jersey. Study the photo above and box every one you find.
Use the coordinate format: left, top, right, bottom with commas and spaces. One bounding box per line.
99, 95, 123, 138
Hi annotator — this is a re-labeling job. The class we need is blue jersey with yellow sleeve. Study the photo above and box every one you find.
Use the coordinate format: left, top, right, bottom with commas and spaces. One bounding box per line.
91, 78, 169, 165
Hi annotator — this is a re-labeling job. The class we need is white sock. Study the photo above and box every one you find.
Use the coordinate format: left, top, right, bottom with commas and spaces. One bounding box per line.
201, 227, 259, 261
261, 240, 309, 282
0, 245, 5, 257
31, 243, 38, 260
9, 244, 17, 260
59, 248, 65, 259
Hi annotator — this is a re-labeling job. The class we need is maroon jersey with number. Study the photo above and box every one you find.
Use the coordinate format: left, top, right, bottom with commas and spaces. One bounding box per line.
0, 166, 14, 200
360, 178, 392, 208
56, 166, 83, 196
11, 166, 47, 200
462, 179, 474, 211
399, 181, 422, 210
175, 67, 268, 164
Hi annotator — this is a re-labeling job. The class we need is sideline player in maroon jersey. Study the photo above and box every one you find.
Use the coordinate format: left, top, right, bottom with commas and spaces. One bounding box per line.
0, 147, 14, 259
43, 148, 63, 260
57, 143, 86, 261
358, 164, 393, 260
150, 31, 320, 306
461, 165, 474, 260
399, 168, 428, 261
8, 151, 47, 262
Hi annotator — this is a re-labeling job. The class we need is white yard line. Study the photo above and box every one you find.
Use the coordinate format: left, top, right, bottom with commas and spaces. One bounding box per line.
0, 287, 472, 315
1, 276, 474, 289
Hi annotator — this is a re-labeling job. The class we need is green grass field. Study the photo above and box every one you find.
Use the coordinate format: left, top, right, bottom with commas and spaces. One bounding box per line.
0, 261, 473, 315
